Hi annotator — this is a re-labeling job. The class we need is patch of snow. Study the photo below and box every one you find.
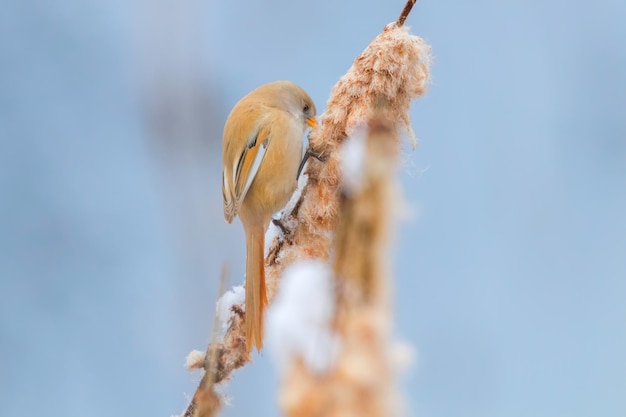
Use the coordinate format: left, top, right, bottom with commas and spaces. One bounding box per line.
340, 124, 367, 195
215, 285, 245, 332
266, 261, 339, 373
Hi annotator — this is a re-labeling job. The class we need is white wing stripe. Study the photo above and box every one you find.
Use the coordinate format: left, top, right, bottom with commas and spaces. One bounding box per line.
241, 141, 268, 199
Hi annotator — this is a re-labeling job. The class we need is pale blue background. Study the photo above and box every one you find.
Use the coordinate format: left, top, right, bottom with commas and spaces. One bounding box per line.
1, 1, 625, 416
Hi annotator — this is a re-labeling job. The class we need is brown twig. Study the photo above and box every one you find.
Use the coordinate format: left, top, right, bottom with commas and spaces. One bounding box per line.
397, 0, 417, 26
183, 264, 229, 417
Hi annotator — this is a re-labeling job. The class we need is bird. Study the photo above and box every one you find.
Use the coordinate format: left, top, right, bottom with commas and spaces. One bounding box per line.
221, 81, 317, 352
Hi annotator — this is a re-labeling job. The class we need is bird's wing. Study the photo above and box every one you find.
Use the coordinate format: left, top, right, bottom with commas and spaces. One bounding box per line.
222, 123, 271, 223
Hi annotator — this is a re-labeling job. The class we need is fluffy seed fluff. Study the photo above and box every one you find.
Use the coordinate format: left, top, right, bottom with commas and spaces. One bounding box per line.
215, 285, 245, 333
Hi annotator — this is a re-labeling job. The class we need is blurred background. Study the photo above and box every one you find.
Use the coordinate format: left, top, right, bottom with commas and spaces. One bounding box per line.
1, 0, 625, 416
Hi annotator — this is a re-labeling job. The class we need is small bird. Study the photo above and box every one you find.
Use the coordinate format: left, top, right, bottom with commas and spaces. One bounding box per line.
222, 81, 317, 352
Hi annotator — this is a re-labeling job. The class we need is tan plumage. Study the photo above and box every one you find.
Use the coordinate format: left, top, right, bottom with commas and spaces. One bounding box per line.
222, 81, 317, 352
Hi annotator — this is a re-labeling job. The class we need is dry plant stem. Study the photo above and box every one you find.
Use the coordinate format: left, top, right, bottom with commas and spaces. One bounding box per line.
397, 0, 417, 26
279, 116, 401, 417
183, 264, 229, 417
180, 2, 430, 415
333, 117, 397, 306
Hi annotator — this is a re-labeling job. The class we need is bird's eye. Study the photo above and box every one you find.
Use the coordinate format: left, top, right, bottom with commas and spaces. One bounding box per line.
303, 104, 310, 113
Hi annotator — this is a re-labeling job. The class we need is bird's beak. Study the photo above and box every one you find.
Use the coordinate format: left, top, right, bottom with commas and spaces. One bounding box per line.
307, 116, 318, 129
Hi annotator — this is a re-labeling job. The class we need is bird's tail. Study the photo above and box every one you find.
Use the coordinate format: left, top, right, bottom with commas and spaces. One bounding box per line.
244, 224, 267, 353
